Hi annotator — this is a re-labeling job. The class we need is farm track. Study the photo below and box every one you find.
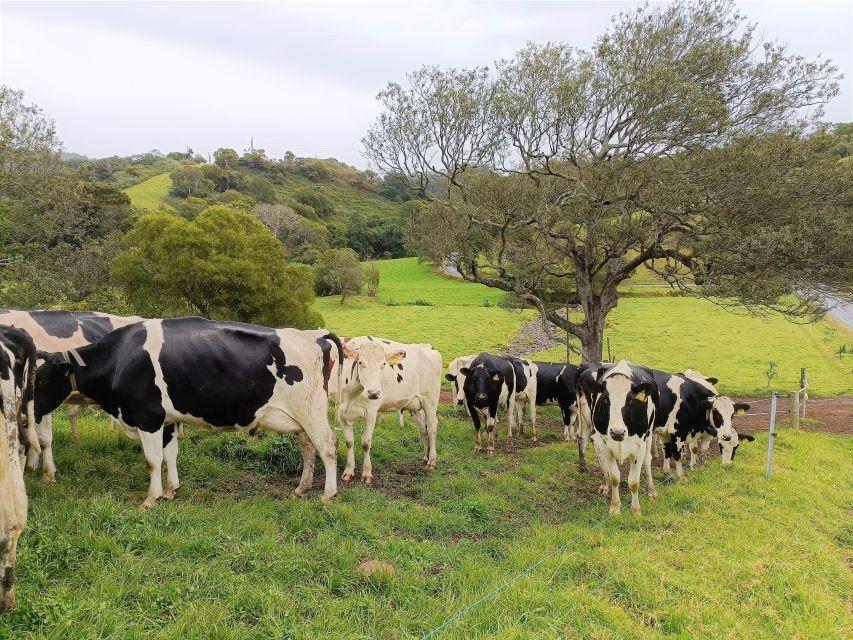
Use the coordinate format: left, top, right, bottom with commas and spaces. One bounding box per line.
439, 391, 853, 435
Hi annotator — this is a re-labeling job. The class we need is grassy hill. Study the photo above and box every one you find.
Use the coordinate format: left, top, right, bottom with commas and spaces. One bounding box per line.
123, 172, 174, 211
316, 258, 853, 396
3, 410, 850, 638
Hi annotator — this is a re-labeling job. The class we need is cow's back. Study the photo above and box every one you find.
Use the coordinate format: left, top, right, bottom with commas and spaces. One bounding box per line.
0, 310, 142, 352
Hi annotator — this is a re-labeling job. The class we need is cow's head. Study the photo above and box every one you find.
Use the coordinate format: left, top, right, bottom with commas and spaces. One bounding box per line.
344, 341, 405, 401
460, 363, 503, 410
588, 363, 655, 442
444, 357, 472, 406
33, 351, 75, 422
706, 396, 751, 463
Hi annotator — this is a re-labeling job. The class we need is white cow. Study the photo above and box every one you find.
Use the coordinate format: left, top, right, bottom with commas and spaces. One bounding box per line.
445, 354, 476, 415
508, 357, 539, 442
332, 336, 442, 484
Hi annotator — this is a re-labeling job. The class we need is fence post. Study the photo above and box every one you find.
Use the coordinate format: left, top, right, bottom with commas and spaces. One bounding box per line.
790, 391, 800, 430
765, 392, 778, 480
800, 368, 807, 418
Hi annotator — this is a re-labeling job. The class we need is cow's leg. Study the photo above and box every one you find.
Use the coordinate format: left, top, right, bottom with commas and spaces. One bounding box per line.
161, 425, 180, 500
662, 439, 674, 475
340, 417, 357, 482
674, 439, 686, 480
561, 405, 572, 442
411, 410, 430, 467
486, 404, 498, 454
293, 432, 316, 497
605, 451, 622, 515
0, 531, 20, 612
577, 397, 592, 471
528, 397, 538, 443
688, 440, 699, 469
468, 400, 482, 452
137, 428, 165, 509
67, 404, 80, 441
360, 407, 380, 484
506, 395, 516, 446
423, 405, 438, 469
628, 453, 644, 515
516, 399, 524, 435
644, 438, 657, 500
37, 416, 56, 483
592, 434, 610, 494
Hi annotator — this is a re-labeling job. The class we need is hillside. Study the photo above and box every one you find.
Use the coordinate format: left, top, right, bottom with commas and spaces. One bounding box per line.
316, 258, 853, 396
123, 172, 174, 211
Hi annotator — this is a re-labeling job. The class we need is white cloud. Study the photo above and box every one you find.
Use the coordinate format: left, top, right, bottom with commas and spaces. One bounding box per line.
1, 0, 849, 168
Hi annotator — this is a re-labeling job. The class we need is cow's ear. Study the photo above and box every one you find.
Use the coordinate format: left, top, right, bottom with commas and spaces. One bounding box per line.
595, 366, 608, 382
631, 382, 654, 402
738, 432, 755, 443
343, 345, 357, 359
444, 373, 456, 382
459, 367, 472, 376
734, 402, 750, 415
490, 371, 504, 383
386, 350, 406, 366
705, 425, 718, 437
705, 377, 719, 385
36, 350, 52, 361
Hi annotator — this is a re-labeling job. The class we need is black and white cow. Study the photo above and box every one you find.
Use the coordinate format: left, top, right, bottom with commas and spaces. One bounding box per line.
0, 326, 35, 612
445, 354, 477, 414
0, 309, 142, 481
34, 317, 343, 507
535, 362, 580, 442
681, 370, 754, 466
577, 360, 658, 515
508, 357, 539, 442
332, 336, 442, 483
460, 353, 516, 453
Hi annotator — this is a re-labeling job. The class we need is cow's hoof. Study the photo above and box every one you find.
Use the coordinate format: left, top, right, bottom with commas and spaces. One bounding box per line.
474, 445, 481, 452
161, 485, 180, 500
506, 438, 513, 446
292, 487, 307, 498
648, 491, 657, 500
677, 475, 688, 482
320, 491, 338, 503
532, 436, 538, 444
341, 472, 355, 482
609, 504, 621, 516
578, 463, 588, 473
597, 484, 608, 495
42, 473, 56, 484
631, 505, 642, 515
426, 461, 437, 470
139, 498, 158, 510
361, 475, 373, 485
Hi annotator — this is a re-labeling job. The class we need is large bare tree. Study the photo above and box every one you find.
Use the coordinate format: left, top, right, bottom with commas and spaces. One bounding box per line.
363, 0, 850, 360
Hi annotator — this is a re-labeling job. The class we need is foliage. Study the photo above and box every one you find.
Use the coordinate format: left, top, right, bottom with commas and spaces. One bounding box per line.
252, 203, 330, 264
169, 166, 212, 198
112, 205, 323, 328
247, 176, 276, 204
213, 147, 239, 168
364, 0, 847, 360
292, 186, 334, 219
314, 248, 364, 303
364, 261, 380, 297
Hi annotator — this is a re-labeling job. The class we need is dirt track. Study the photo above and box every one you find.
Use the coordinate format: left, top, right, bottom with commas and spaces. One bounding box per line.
440, 391, 853, 436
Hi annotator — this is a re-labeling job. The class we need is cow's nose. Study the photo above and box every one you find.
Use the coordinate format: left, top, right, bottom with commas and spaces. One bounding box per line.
721, 434, 732, 442
476, 393, 488, 402
456, 399, 464, 406
367, 389, 381, 400
609, 429, 626, 442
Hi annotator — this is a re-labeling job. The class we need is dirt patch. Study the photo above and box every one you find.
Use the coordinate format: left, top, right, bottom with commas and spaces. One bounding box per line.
732, 395, 852, 436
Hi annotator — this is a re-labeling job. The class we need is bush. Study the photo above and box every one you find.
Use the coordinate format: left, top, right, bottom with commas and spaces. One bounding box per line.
314, 248, 364, 304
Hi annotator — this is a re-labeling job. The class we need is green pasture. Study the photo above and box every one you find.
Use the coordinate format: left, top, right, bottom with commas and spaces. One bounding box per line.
123, 172, 174, 212
316, 258, 852, 396
2, 409, 850, 639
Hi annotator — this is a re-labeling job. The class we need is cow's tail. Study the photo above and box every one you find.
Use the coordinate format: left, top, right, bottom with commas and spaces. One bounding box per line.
321, 332, 345, 419
20, 337, 40, 455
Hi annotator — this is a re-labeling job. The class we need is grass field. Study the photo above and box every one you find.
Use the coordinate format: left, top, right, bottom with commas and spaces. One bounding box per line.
315, 258, 853, 396
123, 172, 174, 211
2, 409, 850, 639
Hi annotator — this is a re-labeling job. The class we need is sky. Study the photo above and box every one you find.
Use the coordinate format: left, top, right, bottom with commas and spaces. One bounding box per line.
1, 0, 850, 168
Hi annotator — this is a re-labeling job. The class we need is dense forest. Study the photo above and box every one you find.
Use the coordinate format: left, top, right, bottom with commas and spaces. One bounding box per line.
0, 86, 418, 324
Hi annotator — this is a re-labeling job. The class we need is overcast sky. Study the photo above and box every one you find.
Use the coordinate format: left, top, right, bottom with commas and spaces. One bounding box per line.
1, 0, 850, 168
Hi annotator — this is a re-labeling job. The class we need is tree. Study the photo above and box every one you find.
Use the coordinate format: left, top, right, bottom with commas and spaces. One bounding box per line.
112, 205, 323, 328
169, 166, 212, 198
248, 176, 277, 203
213, 147, 239, 168
365, 261, 380, 297
293, 187, 334, 219
253, 203, 330, 263
364, 0, 848, 360
314, 248, 364, 304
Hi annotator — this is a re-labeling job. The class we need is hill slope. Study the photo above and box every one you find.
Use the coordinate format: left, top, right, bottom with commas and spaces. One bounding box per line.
123, 172, 173, 211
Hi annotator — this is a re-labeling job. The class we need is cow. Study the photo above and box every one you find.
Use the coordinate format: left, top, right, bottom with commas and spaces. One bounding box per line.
331, 336, 442, 484
508, 357, 539, 442
460, 353, 516, 453
0, 309, 142, 482
577, 360, 658, 515
0, 327, 35, 612
0, 327, 40, 459
33, 317, 343, 507
445, 354, 476, 414
535, 362, 580, 442
681, 370, 754, 465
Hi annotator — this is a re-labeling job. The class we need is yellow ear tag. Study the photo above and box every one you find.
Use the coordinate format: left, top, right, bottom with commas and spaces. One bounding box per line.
736, 408, 746, 415
635, 391, 647, 402
492, 373, 501, 381
387, 356, 400, 366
